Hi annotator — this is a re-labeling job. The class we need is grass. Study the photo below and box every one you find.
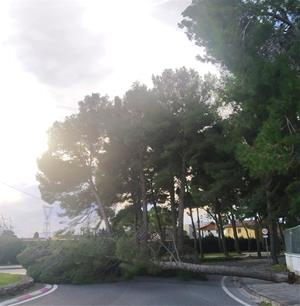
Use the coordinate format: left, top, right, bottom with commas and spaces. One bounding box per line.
204, 252, 239, 258
272, 263, 287, 272
200, 252, 243, 263
259, 302, 272, 306
0, 273, 23, 287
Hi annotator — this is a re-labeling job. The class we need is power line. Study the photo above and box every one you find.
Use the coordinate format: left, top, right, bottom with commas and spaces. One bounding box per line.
55, 104, 78, 111
0, 181, 43, 201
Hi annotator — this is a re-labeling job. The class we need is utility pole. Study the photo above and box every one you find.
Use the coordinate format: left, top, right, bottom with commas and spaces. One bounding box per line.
43, 204, 52, 239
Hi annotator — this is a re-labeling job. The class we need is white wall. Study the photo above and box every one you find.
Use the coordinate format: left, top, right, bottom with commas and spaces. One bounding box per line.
184, 208, 213, 225
285, 253, 300, 276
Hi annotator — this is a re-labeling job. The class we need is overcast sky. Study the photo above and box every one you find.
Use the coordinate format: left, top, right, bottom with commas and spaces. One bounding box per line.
0, 0, 215, 237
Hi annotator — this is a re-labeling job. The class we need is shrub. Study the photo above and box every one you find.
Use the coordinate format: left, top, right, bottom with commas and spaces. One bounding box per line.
0, 234, 24, 264
185, 236, 261, 253
18, 237, 120, 284
115, 235, 154, 279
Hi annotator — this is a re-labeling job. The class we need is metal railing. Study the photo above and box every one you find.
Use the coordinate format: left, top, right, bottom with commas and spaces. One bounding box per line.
284, 225, 300, 254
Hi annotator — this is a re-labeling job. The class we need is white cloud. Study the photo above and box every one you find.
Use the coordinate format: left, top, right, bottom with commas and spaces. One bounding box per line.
10, 0, 110, 88
0, 0, 216, 237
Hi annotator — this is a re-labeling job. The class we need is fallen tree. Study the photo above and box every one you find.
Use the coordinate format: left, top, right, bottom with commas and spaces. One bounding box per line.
157, 261, 289, 283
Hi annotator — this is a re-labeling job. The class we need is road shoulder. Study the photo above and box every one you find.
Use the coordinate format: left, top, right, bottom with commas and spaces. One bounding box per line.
0, 284, 58, 306
236, 277, 300, 306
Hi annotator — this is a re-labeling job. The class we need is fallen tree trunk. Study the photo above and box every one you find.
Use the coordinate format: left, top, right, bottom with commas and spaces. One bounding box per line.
157, 261, 289, 283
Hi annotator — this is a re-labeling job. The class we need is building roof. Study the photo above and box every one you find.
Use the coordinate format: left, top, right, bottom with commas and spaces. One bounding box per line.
224, 220, 256, 229
199, 221, 217, 230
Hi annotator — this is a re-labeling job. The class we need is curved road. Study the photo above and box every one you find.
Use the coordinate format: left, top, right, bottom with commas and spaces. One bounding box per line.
19, 276, 257, 306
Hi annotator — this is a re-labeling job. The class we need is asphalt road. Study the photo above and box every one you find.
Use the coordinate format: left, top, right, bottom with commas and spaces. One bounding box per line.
20, 276, 257, 306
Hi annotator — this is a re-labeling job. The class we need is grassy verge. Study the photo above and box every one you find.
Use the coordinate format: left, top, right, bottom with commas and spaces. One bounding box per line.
0, 273, 23, 287
271, 264, 287, 272
200, 252, 242, 263
204, 252, 239, 258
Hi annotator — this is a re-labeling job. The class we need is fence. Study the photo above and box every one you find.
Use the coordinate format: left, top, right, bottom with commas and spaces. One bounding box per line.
284, 225, 300, 254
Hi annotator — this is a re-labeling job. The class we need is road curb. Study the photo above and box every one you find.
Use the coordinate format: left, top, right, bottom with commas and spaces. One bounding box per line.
234, 277, 285, 306
0, 284, 57, 306
0, 276, 33, 297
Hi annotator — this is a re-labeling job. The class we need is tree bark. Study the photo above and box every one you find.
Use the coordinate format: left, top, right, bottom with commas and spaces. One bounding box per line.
215, 222, 223, 252
217, 212, 228, 257
139, 162, 148, 250
278, 220, 286, 251
90, 183, 111, 234
230, 212, 241, 254
169, 180, 177, 244
255, 215, 262, 258
157, 261, 289, 283
266, 186, 279, 264
188, 207, 199, 260
196, 208, 204, 260
177, 156, 186, 254
241, 220, 251, 252
153, 200, 165, 243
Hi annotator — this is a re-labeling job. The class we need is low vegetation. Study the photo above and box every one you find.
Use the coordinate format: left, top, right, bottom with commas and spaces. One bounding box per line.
0, 273, 23, 287
0, 232, 24, 265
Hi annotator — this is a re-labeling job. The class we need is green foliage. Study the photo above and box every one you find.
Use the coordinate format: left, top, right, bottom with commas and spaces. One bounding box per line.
0, 234, 24, 265
0, 273, 23, 286
286, 181, 300, 217
237, 115, 292, 177
18, 238, 120, 284
115, 235, 156, 279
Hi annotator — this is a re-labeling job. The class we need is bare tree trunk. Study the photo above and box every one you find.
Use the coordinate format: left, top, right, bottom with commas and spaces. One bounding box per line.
196, 208, 204, 260
230, 212, 241, 254
133, 199, 140, 240
278, 220, 286, 251
217, 212, 228, 257
207, 210, 222, 252
169, 180, 177, 244
139, 163, 148, 250
188, 207, 199, 260
90, 183, 111, 234
216, 222, 223, 252
177, 156, 186, 254
153, 200, 165, 243
255, 215, 262, 257
241, 220, 251, 252
157, 261, 289, 283
266, 185, 279, 264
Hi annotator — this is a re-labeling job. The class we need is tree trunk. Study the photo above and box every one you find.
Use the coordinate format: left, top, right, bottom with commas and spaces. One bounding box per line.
153, 200, 165, 243
157, 261, 289, 283
177, 156, 186, 254
90, 183, 112, 234
215, 222, 223, 252
230, 212, 241, 254
255, 215, 262, 257
266, 187, 279, 264
241, 220, 251, 252
217, 212, 228, 257
139, 163, 148, 250
278, 220, 286, 251
196, 208, 204, 260
169, 180, 177, 244
188, 207, 199, 260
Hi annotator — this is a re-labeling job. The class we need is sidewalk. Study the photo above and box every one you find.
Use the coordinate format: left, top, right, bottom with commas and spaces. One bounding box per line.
238, 277, 300, 306
0, 266, 26, 275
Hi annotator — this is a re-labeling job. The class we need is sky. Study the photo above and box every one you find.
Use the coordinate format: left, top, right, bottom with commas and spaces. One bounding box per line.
0, 0, 215, 237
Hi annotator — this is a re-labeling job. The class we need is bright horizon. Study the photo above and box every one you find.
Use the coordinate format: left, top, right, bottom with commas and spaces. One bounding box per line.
0, 0, 215, 237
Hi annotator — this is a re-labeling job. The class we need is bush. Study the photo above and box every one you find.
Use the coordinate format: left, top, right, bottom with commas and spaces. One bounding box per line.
0, 234, 24, 264
17, 235, 210, 284
18, 237, 121, 284
115, 235, 157, 279
185, 235, 261, 253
